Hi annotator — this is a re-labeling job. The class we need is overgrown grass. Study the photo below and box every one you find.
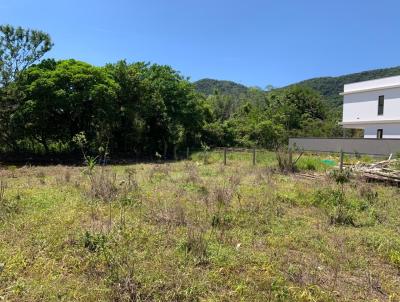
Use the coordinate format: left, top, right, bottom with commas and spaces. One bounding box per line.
0, 153, 400, 301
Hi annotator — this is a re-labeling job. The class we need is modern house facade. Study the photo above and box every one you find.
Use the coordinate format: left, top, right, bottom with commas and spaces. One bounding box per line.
340, 75, 400, 138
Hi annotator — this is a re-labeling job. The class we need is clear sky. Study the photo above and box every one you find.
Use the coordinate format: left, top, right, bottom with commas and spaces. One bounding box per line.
1, 0, 400, 88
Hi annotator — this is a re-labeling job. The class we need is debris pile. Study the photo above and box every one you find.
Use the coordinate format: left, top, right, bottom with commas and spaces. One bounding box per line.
349, 159, 400, 183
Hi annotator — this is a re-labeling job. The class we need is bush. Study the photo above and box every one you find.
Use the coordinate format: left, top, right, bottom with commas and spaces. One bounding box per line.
181, 226, 209, 264
313, 188, 355, 226
83, 231, 107, 252
275, 148, 294, 172
312, 187, 379, 227
89, 170, 118, 202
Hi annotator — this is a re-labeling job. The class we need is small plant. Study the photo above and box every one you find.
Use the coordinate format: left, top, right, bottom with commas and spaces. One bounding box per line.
359, 185, 378, 203
0, 180, 20, 221
181, 226, 208, 264
0, 180, 5, 204
36, 171, 46, 184
64, 169, 71, 183
329, 169, 352, 186
275, 147, 294, 172
313, 188, 355, 226
84, 156, 98, 177
148, 164, 170, 182
389, 249, 400, 270
83, 230, 107, 252
154, 201, 187, 227
7, 165, 17, 177
124, 168, 138, 188
201, 142, 210, 165
89, 170, 118, 202
73, 132, 99, 176
184, 162, 201, 184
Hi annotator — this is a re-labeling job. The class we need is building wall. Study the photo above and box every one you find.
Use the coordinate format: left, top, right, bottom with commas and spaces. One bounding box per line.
342, 87, 400, 123
364, 123, 400, 138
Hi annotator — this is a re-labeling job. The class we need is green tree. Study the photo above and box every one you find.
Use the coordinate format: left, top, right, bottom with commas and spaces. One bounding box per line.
11, 59, 119, 153
107, 61, 208, 158
0, 25, 53, 152
0, 24, 53, 86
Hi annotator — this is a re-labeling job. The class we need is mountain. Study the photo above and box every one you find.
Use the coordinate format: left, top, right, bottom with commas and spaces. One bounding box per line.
195, 66, 400, 108
288, 66, 400, 107
194, 78, 248, 96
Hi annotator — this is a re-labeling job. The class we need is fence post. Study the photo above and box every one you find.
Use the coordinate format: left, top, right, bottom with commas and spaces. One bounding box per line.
288, 147, 293, 171
186, 147, 190, 159
252, 148, 256, 166
224, 147, 227, 165
339, 150, 344, 171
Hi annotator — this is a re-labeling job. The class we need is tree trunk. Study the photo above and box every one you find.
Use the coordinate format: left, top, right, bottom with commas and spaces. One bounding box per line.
163, 140, 168, 160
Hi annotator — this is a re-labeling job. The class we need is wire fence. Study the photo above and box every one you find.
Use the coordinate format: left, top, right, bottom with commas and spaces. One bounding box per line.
188, 147, 278, 167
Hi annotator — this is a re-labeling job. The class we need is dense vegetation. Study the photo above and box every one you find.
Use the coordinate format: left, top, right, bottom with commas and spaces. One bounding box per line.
194, 78, 249, 97
196, 67, 400, 108
2, 24, 393, 159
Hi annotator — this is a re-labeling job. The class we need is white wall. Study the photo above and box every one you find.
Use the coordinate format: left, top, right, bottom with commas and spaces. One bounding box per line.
364, 123, 400, 138
342, 87, 400, 123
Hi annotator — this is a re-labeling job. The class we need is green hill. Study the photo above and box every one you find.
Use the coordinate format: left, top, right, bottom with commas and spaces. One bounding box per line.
195, 66, 400, 108
289, 66, 400, 107
194, 78, 248, 96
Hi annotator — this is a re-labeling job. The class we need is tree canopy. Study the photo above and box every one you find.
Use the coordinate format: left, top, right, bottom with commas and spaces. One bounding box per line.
0, 24, 349, 159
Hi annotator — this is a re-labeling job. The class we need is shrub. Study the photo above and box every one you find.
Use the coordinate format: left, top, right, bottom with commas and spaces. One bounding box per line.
153, 201, 187, 227
329, 169, 352, 185
89, 170, 118, 202
184, 162, 202, 184
36, 170, 46, 184
148, 164, 170, 182
181, 226, 208, 264
313, 188, 355, 226
358, 185, 378, 204
83, 230, 107, 252
201, 142, 210, 165
313, 187, 379, 227
275, 148, 294, 172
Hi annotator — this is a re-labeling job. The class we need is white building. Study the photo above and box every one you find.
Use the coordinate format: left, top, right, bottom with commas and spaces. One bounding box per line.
341, 75, 400, 139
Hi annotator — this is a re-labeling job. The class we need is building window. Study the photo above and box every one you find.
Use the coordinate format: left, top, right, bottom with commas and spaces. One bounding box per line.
378, 95, 384, 115
377, 129, 383, 139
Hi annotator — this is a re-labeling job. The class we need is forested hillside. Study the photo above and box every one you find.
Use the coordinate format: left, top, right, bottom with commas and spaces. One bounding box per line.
290, 66, 400, 107
194, 78, 248, 96
195, 66, 400, 108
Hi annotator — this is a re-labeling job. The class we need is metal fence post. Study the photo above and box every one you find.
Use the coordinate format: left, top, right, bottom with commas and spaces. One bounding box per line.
224, 147, 227, 165
186, 147, 190, 159
340, 150, 344, 171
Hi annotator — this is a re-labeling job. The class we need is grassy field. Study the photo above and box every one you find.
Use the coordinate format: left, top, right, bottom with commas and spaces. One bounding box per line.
1, 151, 400, 301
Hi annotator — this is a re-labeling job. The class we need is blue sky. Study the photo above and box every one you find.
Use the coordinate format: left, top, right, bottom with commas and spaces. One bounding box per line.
1, 0, 400, 87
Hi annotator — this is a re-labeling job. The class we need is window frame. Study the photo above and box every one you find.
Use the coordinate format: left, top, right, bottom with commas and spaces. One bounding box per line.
378, 95, 384, 116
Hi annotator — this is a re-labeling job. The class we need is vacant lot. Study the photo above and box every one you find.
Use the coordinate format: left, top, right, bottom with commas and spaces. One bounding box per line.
1, 152, 400, 301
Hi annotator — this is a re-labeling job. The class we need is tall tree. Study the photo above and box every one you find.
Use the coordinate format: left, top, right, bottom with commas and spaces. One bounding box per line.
0, 24, 53, 86
0, 25, 53, 151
